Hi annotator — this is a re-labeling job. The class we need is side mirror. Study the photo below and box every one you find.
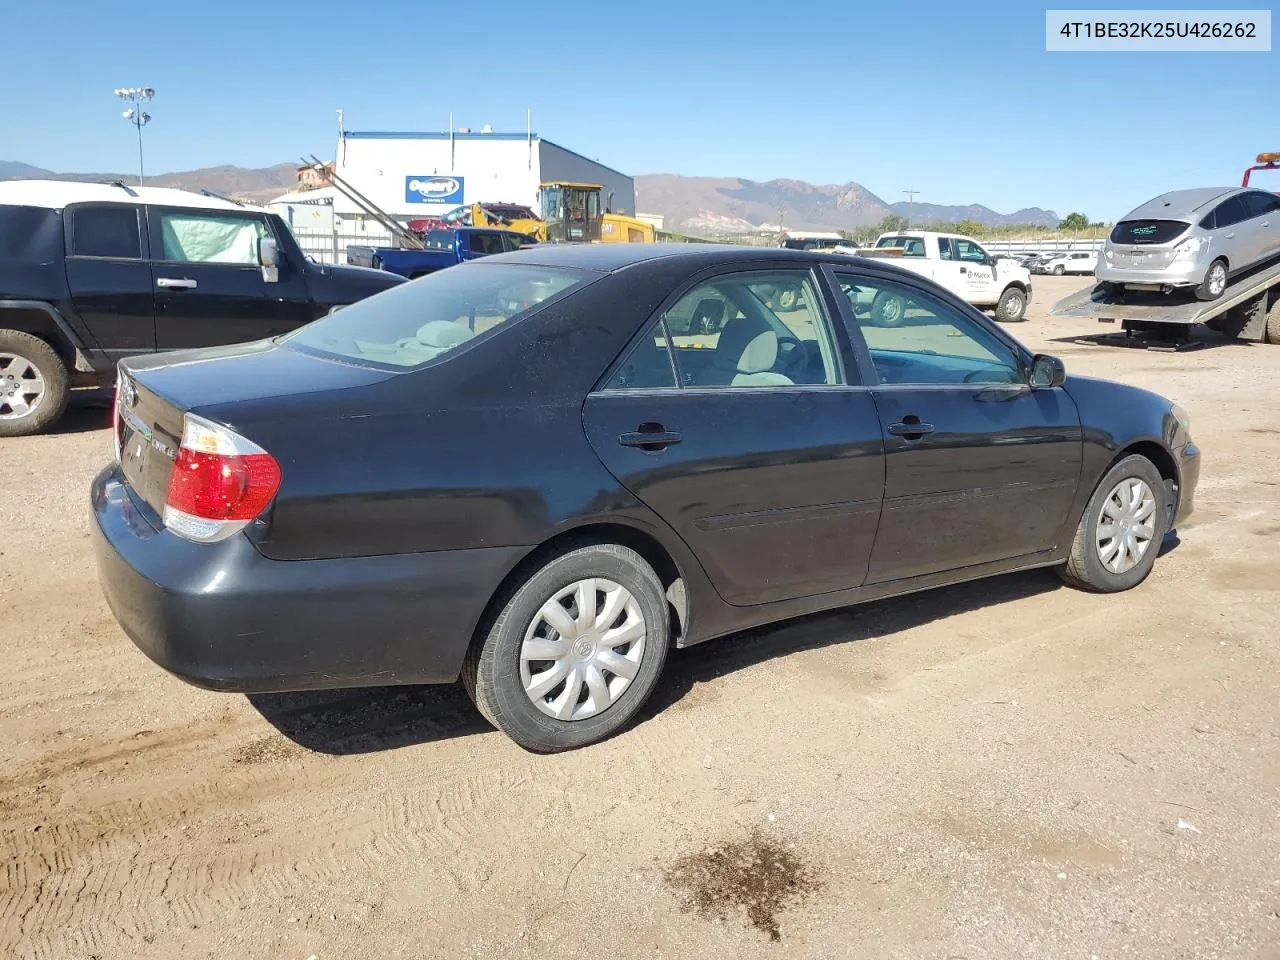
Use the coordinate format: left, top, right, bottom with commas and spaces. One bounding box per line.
1029, 353, 1066, 389
258, 236, 279, 283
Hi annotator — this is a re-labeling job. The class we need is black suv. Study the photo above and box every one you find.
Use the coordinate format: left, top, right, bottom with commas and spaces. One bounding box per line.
0, 180, 404, 436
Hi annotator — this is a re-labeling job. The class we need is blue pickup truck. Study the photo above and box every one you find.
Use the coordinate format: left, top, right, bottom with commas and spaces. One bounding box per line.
346, 227, 538, 279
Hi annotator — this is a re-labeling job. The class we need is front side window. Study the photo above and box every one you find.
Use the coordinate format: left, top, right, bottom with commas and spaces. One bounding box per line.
612, 270, 843, 390
505, 232, 538, 251
835, 273, 1021, 386
158, 211, 268, 264
71, 205, 141, 259
286, 262, 591, 369
954, 239, 987, 262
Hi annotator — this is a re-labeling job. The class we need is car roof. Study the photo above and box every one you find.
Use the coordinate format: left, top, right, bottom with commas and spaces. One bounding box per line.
1123, 187, 1239, 220
484, 242, 860, 273
0, 179, 261, 213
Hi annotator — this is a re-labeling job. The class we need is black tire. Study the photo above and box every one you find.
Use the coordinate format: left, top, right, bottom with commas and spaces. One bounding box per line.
0, 330, 70, 438
1265, 292, 1280, 345
1195, 258, 1228, 301
462, 543, 670, 752
1099, 281, 1126, 299
870, 290, 907, 326
994, 286, 1028, 323
1057, 454, 1169, 593
1052, 264, 1065, 276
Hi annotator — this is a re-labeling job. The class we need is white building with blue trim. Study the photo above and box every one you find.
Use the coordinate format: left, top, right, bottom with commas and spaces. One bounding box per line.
269, 129, 636, 240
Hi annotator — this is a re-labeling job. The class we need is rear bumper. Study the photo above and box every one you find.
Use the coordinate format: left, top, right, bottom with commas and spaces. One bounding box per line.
91, 464, 526, 693
1095, 261, 1205, 287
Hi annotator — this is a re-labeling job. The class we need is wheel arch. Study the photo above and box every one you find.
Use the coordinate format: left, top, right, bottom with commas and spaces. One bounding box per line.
1111, 439, 1180, 515
464, 520, 691, 666
0, 302, 78, 369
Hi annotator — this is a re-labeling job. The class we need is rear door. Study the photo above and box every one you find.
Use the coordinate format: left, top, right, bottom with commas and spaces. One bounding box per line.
829, 267, 1082, 584
582, 266, 886, 606
147, 205, 312, 350
1243, 191, 1280, 261
62, 202, 156, 360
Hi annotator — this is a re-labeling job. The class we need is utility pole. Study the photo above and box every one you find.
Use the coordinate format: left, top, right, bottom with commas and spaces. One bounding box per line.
903, 189, 919, 227
115, 87, 155, 185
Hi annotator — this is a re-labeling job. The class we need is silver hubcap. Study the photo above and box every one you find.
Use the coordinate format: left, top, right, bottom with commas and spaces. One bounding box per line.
1208, 264, 1226, 295
0, 353, 46, 420
519, 578, 647, 722
1003, 293, 1023, 317
1096, 478, 1157, 574
879, 297, 903, 323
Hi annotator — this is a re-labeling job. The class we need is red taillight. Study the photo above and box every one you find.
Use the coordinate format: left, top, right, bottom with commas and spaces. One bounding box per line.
167, 448, 281, 520
162, 413, 281, 543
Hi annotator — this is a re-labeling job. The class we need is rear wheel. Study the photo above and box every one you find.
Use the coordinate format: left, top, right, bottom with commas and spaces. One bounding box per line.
994, 286, 1027, 322
462, 544, 670, 752
1195, 258, 1228, 301
0, 330, 69, 437
1057, 454, 1168, 593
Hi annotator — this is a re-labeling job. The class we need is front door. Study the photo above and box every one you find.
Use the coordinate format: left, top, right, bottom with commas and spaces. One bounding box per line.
62, 202, 156, 360
147, 206, 312, 350
582, 267, 885, 606
829, 268, 1083, 584
952, 237, 1002, 303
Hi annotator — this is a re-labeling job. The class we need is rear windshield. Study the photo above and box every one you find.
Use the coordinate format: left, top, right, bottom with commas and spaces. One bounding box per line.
0, 205, 63, 263
285, 262, 592, 369
1109, 220, 1189, 245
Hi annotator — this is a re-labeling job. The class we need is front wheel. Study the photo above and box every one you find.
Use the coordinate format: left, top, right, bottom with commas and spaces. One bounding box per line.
1195, 258, 1228, 301
1052, 264, 1065, 276
1057, 454, 1169, 593
994, 287, 1027, 322
462, 543, 670, 752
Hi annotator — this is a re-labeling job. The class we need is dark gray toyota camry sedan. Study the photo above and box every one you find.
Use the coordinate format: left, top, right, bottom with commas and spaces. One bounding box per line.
93, 244, 1200, 751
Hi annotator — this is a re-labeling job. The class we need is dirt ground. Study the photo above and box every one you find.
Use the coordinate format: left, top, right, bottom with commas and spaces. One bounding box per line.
3, 274, 1279, 960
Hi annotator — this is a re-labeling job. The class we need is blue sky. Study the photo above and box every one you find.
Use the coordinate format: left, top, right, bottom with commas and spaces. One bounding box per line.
4, 0, 1276, 219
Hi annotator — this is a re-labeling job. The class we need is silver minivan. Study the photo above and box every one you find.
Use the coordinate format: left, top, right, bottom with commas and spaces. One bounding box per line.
1097, 187, 1280, 300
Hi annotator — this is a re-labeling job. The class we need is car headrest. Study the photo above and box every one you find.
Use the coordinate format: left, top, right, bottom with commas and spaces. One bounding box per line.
691, 298, 724, 324
737, 330, 779, 374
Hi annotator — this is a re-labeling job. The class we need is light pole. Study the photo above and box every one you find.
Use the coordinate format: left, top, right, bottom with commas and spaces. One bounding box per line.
114, 87, 154, 185
903, 189, 920, 227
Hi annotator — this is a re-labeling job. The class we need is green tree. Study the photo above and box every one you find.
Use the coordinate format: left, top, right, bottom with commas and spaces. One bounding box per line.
1058, 212, 1089, 231
955, 219, 987, 238
877, 214, 908, 234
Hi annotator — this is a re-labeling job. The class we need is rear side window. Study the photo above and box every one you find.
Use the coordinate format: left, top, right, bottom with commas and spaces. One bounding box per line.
0, 205, 63, 263
285, 262, 592, 369
1208, 196, 1249, 230
1109, 220, 1189, 245
71, 206, 141, 259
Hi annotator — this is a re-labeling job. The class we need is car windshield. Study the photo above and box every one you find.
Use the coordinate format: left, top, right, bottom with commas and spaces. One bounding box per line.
1110, 219, 1189, 245
285, 262, 593, 369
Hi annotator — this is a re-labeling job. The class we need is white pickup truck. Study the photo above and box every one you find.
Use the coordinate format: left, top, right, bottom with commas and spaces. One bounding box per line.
849, 231, 1033, 322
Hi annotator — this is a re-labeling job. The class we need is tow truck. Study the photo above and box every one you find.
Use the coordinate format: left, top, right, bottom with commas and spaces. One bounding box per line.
1051, 153, 1280, 349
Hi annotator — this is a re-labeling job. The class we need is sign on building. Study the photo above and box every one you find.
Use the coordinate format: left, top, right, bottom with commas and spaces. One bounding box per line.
404, 175, 465, 205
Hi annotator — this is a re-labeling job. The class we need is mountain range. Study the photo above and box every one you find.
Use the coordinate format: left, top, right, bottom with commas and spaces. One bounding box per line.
0, 161, 297, 205
1, 161, 1060, 231
634, 174, 1059, 233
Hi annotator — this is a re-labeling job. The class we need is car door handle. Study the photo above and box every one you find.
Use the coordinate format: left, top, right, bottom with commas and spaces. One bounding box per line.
1263, 220, 1272, 227
1225, 233, 1235, 239
888, 420, 936, 439
156, 278, 198, 290
618, 424, 682, 450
